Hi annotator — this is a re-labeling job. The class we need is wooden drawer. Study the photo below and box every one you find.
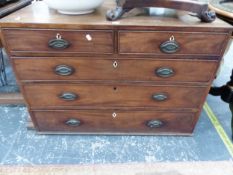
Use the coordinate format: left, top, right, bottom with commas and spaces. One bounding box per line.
119, 31, 227, 56
14, 58, 217, 83
23, 83, 207, 109
32, 110, 197, 134
2, 29, 114, 56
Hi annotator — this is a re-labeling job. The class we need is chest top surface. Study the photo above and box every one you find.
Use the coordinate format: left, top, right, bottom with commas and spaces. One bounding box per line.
0, 0, 232, 32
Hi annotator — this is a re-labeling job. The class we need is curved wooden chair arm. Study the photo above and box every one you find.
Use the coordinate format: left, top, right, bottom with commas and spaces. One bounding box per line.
106, 0, 216, 22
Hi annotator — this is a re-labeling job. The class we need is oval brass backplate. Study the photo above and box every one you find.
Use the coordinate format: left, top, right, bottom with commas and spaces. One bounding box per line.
146, 120, 164, 128
156, 67, 174, 78
65, 119, 81, 127
48, 38, 70, 49
152, 93, 168, 101
160, 40, 180, 54
55, 65, 75, 76
59, 92, 78, 101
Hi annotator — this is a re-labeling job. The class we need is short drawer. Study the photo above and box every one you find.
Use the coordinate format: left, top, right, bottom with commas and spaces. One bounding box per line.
2, 29, 114, 56
14, 57, 218, 83
23, 84, 207, 109
119, 31, 227, 56
32, 110, 197, 134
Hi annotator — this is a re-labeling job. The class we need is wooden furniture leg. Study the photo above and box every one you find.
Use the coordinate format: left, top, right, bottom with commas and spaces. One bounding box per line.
209, 69, 233, 140
229, 103, 233, 140
0, 48, 7, 86
0, 93, 24, 104
106, 0, 216, 22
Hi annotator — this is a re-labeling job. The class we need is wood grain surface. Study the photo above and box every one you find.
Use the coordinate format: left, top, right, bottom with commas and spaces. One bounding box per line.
2, 29, 114, 56
119, 31, 228, 56
32, 110, 197, 134
13, 57, 218, 84
22, 83, 207, 110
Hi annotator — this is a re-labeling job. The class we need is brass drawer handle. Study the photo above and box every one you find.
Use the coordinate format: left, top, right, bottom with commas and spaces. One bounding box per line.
55, 65, 75, 76
152, 93, 168, 101
65, 119, 81, 127
155, 67, 174, 78
48, 33, 70, 49
59, 92, 78, 101
160, 36, 180, 54
146, 120, 164, 128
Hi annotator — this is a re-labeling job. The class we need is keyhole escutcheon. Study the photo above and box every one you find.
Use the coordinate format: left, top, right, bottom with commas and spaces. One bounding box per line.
113, 61, 118, 68
112, 112, 117, 118
86, 34, 92, 41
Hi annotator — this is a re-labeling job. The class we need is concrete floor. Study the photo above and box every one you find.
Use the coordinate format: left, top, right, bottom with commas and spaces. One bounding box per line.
0, 43, 232, 165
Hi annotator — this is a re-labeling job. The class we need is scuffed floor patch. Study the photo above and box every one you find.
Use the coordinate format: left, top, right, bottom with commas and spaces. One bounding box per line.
0, 161, 233, 175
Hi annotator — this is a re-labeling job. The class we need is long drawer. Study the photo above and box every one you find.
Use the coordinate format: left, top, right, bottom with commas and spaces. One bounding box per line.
32, 110, 197, 134
14, 58, 218, 83
2, 29, 114, 56
119, 31, 227, 56
23, 83, 207, 109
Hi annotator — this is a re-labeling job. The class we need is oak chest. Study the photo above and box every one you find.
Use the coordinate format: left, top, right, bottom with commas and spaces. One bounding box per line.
0, 0, 232, 135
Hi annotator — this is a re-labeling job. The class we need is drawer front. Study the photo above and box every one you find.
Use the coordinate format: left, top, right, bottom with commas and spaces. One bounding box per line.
119, 31, 227, 56
2, 29, 114, 55
23, 84, 207, 109
33, 110, 197, 134
14, 58, 218, 83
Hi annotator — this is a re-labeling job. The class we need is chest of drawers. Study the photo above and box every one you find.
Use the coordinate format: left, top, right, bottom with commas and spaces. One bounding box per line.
0, 0, 232, 135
